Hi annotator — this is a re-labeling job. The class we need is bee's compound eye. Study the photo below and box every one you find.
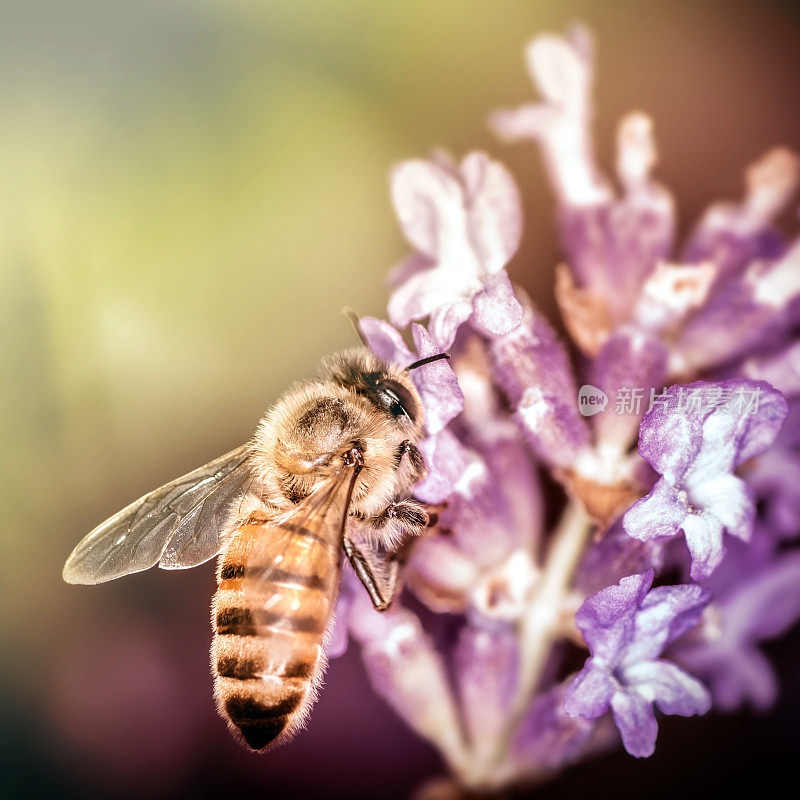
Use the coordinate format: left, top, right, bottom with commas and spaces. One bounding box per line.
379, 379, 418, 424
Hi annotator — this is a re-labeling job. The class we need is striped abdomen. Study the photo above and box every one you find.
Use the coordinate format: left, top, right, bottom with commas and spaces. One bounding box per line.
211, 517, 340, 751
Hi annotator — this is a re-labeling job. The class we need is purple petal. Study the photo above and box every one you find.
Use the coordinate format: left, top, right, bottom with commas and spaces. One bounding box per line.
699, 526, 777, 597
388, 261, 467, 330
609, 690, 658, 758
640, 584, 712, 647
390, 158, 463, 259
387, 151, 524, 348
677, 643, 777, 712
671, 554, 800, 712
740, 341, 800, 398
455, 621, 518, 754
549, 112, 676, 324
428, 298, 473, 352
515, 387, 592, 469
564, 662, 616, 718
750, 446, 800, 538
675, 239, 800, 372
732, 380, 789, 464
470, 271, 524, 338
347, 589, 466, 764
684, 409, 745, 479
359, 316, 414, 366
408, 437, 541, 615
405, 534, 479, 613
672, 380, 786, 472
590, 329, 667, 451
489, 26, 612, 207
487, 306, 591, 470
574, 571, 653, 661
558, 196, 674, 323
577, 522, 667, 594
386, 252, 432, 291
636, 384, 708, 483
712, 648, 778, 711
480, 437, 543, 552
489, 303, 578, 402
682, 147, 800, 282
410, 324, 464, 433
459, 151, 523, 273
413, 429, 483, 505
625, 583, 711, 663
623, 660, 711, 717
725, 552, 800, 642
623, 479, 687, 542
512, 681, 598, 771
629, 380, 786, 580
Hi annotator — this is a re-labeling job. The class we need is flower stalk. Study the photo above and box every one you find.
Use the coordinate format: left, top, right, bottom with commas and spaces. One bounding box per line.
467, 500, 593, 788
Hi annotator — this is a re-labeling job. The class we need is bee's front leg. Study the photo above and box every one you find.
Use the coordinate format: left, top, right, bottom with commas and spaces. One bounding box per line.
342, 537, 400, 612
369, 498, 428, 537
344, 498, 432, 611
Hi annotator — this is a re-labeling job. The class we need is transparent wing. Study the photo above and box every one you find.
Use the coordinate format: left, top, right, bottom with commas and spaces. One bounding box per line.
233, 461, 361, 636
63, 445, 253, 585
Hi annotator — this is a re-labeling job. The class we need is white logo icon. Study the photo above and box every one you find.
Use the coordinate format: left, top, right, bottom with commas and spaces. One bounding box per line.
577, 385, 608, 416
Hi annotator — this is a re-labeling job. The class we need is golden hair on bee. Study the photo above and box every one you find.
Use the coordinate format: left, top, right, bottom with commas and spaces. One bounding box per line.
63, 343, 443, 752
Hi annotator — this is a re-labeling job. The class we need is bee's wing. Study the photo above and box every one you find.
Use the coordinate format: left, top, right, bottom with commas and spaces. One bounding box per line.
237, 462, 360, 628
63, 445, 254, 585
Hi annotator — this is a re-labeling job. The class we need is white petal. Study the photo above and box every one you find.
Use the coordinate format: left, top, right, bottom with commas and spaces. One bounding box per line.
689, 473, 753, 539
682, 513, 725, 580
623, 659, 711, 716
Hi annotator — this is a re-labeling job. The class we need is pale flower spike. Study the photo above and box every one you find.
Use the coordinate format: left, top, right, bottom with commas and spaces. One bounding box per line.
328, 23, 800, 796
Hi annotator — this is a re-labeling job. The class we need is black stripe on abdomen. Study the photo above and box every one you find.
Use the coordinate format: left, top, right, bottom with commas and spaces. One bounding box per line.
216, 655, 314, 681
216, 606, 324, 636
219, 563, 329, 590
226, 692, 304, 721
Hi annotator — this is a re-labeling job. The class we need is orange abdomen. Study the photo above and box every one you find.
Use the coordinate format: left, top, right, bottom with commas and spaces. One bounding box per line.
211, 518, 340, 751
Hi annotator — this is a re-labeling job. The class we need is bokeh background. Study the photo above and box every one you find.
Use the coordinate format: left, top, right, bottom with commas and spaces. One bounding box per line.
2, 1, 800, 798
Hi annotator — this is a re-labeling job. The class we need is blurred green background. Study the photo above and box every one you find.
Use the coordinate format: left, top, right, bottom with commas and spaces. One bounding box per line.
3, 1, 800, 797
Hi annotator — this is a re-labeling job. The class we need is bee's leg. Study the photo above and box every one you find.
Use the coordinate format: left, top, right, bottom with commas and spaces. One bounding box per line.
369, 499, 429, 537
342, 538, 399, 612
344, 499, 430, 611
394, 440, 425, 483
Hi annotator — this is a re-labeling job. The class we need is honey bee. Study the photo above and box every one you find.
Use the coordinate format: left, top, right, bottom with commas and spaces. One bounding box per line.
63, 346, 448, 751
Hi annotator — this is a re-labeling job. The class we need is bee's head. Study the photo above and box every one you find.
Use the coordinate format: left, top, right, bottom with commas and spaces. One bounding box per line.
319, 348, 425, 434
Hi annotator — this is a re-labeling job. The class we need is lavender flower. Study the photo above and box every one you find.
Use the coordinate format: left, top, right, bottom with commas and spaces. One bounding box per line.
623, 380, 788, 579
564, 571, 711, 757
331, 22, 800, 796
387, 151, 524, 349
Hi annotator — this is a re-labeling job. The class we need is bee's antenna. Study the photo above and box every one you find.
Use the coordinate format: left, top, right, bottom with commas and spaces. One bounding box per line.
406, 353, 451, 370
342, 307, 369, 346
